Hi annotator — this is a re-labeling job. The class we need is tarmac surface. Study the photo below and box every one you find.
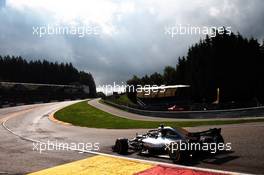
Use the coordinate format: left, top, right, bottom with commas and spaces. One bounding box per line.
0, 100, 264, 174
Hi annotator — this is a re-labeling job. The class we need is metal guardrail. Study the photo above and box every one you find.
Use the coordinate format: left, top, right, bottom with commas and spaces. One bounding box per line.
102, 100, 264, 119
0, 81, 76, 88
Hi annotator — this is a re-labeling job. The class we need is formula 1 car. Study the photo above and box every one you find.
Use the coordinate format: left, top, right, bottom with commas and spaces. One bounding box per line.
112, 125, 224, 163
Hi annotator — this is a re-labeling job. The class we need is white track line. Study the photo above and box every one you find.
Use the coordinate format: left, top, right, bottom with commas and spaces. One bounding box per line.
1, 106, 252, 175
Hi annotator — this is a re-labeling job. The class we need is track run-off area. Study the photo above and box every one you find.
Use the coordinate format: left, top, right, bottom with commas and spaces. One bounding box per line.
0, 99, 264, 174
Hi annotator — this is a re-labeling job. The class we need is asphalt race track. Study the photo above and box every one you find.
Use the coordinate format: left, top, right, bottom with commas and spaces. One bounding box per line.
0, 100, 264, 174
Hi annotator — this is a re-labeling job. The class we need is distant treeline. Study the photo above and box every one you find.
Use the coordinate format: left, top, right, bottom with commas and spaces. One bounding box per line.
127, 29, 264, 104
0, 56, 96, 97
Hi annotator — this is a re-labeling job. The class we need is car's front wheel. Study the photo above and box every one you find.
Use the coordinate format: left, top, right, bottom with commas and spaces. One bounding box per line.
113, 138, 128, 154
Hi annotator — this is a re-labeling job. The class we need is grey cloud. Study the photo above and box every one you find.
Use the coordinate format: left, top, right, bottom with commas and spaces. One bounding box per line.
0, 0, 264, 86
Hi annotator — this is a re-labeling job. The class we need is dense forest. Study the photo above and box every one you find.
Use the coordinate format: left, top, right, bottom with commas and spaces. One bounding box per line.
0, 56, 96, 97
127, 29, 264, 105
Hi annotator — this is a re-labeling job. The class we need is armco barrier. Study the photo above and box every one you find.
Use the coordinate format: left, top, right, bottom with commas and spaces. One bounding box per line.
102, 100, 264, 119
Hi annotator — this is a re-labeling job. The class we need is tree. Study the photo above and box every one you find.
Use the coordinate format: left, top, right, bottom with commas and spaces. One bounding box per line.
126, 75, 141, 103
126, 28, 264, 104
0, 55, 97, 97
149, 72, 164, 85
163, 66, 176, 85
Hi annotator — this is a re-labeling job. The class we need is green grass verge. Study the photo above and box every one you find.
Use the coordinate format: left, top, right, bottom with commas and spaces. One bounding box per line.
111, 94, 135, 106
55, 101, 264, 129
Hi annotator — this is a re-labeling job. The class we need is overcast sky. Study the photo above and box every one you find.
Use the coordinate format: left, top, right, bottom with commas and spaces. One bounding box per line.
0, 0, 264, 86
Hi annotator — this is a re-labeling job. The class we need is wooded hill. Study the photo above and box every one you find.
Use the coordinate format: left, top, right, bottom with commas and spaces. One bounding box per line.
127, 29, 264, 105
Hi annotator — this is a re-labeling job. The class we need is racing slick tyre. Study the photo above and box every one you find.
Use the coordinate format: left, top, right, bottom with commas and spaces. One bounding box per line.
168, 142, 183, 163
215, 135, 224, 144
213, 135, 224, 153
113, 138, 128, 154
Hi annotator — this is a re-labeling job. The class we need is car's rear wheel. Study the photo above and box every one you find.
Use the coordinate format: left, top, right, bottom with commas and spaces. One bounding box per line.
215, 135, 224, 144
213, 135, 224, 153
114, 138, 128, 154
168, 142, 182, 163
